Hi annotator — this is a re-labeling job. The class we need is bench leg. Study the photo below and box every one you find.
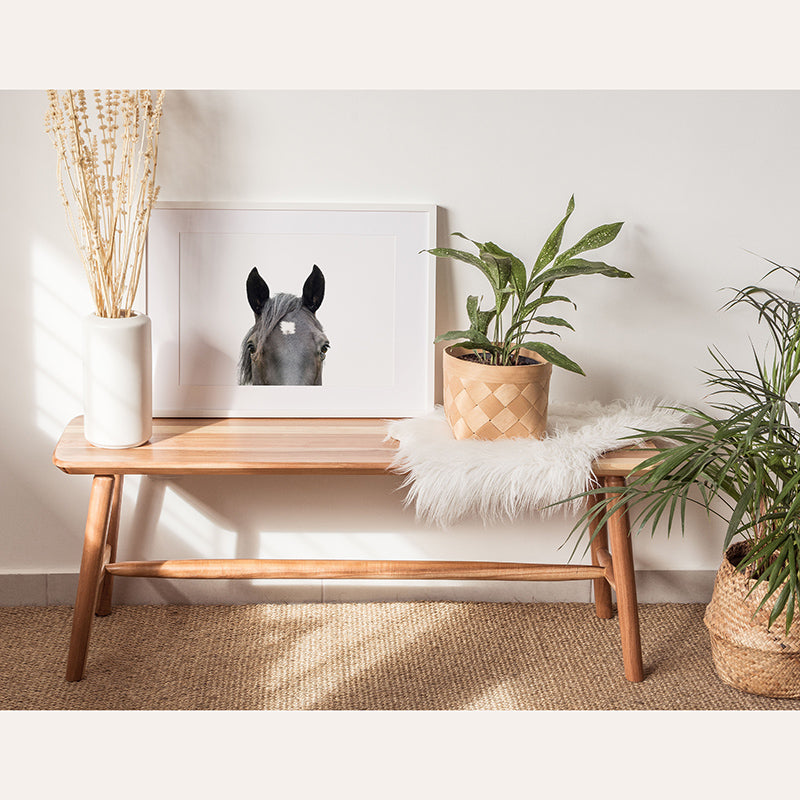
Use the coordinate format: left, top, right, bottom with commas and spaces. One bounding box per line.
66, 475, 115, 682
587, 491, 613, 619
96, 475, 123, 617
605, 476, 644, 682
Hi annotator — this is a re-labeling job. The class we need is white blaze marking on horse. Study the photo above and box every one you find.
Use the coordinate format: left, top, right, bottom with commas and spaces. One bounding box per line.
280, 321, 296, 335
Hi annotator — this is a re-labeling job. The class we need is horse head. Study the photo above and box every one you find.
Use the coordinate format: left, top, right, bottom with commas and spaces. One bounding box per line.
238, 265, 330, 385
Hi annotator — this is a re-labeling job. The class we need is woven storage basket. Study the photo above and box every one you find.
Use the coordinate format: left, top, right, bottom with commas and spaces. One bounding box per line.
442, 345, 552, 441
703, 541, 800, 698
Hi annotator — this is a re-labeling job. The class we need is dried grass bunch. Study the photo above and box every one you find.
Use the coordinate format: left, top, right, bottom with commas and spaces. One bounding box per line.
44, 89, 165, 318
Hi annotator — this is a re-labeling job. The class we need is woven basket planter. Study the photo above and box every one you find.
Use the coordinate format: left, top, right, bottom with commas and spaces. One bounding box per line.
442, 345, 552, 441
703, 541, 800, 698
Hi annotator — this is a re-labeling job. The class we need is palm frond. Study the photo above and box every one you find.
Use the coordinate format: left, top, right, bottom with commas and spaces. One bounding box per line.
559, 260, 800, 632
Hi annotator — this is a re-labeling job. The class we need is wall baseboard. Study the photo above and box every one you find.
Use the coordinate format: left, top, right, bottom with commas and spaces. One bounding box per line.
0, 570, 716, 606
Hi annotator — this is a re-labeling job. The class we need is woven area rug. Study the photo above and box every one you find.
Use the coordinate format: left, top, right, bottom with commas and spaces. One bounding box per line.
387, 400, 683, 527
1, 602, 799, 711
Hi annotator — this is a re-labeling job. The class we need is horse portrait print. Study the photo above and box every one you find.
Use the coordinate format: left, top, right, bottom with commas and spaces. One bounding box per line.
238, 264, 330, 385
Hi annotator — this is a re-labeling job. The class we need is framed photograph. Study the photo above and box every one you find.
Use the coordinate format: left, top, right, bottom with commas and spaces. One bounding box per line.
146, 203, 437, 417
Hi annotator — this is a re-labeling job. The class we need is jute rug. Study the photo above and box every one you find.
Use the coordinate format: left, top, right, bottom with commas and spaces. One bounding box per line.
1, 602, 799, 711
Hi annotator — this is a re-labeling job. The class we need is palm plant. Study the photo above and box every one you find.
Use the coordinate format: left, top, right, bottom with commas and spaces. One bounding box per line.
569, 261, 800, 633
426, 196, 632, 373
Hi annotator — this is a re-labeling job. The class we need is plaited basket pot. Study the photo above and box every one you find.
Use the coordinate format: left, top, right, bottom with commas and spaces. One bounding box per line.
703, 540, 800, 698
442, 345, 552, 441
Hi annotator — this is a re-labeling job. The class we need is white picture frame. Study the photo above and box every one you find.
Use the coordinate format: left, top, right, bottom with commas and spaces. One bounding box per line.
146, 202, 437, 418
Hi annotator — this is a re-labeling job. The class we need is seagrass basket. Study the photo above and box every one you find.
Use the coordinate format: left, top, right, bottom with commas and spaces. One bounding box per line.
703, 541, 800, 698
442, 345, 552, 441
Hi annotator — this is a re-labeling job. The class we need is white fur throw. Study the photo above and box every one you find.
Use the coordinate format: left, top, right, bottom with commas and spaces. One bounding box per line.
387, 399, 683, 527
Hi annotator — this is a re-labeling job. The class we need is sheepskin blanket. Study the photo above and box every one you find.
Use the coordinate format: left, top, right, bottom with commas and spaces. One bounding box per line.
387, 399, 683, 527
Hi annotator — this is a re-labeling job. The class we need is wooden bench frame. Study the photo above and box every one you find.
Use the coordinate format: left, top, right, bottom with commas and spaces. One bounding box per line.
53, 417, 649, 683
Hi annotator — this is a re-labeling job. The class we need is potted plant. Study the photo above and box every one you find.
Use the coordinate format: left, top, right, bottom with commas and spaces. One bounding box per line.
425, 196, 632, 440
569, 262, 800, 697
44, 89, 165, 448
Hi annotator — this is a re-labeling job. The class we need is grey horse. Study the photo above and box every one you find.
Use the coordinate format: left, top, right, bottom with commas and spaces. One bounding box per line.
238, 265, 330, 385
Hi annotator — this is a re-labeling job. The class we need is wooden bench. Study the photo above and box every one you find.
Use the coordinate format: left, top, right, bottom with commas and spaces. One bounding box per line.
53, 416, 650, 683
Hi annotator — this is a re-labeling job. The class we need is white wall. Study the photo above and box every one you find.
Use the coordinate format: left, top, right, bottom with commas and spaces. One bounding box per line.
2, 89, 798, 603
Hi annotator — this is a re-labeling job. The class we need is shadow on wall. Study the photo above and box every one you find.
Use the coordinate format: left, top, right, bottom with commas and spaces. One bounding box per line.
31, 230, 492, 594
432, 205, 451, 405
530, 222, 724, 407
31, 230, 580, 601
153, 338, 238, 413
157, 92, 239, 201
30, 227, 722, 602
430, 209, 708, 407
32, 238, 85, 441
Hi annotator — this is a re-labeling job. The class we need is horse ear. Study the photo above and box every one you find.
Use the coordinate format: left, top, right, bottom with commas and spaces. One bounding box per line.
246, 267, 270, 318
302, 265, 325, 313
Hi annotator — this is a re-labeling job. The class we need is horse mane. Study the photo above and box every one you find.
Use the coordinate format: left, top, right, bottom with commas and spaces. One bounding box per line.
238, 293, 305, 385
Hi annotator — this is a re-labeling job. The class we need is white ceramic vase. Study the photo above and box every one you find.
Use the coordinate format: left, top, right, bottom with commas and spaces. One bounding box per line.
83, 312, 153, 448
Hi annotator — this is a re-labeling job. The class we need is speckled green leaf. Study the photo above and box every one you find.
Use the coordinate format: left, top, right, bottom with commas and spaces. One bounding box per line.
434, 328, 491, 346
530, 258, 633, 290
518, 341, 585, 374
554, 221, 624, 267
483, 241, 527, 298
532, 315, 575, 330
426, 247, 501, 290
531, 195, 575, 277
466, 295, 496, 335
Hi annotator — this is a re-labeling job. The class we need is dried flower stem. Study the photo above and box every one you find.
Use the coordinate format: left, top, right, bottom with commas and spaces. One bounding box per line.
44, 89, 165, 318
